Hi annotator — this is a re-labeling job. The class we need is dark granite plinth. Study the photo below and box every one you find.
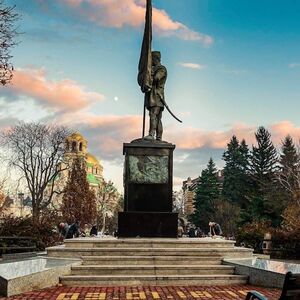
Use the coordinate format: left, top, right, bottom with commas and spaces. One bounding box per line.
127, 183, 171, 212
118, 212, 178, 238
122, 141, 175, 212
118, 140, 178, 238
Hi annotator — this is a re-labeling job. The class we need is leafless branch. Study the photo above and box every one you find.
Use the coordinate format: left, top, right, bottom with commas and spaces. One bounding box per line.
0, 0, 20, 85
0, 122, 71, 220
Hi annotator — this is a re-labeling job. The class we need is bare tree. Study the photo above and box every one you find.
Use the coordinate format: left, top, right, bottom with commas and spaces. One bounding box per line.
1, 122, 70, 221
0, 0, 20, 85
277, 139, 300, 208
172, 190, 184, 215
96, 180, 120, 234
277, 165, 300, 207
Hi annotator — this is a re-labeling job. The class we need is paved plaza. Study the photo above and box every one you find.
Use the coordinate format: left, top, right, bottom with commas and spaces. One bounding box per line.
0, 285, 280, 300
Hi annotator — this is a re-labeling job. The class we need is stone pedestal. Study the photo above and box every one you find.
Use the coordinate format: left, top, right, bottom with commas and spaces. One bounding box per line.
118, 140, 178, 238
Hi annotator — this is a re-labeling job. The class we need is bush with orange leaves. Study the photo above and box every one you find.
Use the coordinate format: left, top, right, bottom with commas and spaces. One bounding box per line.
281, 204, 300, 237
236, 220, 273, 252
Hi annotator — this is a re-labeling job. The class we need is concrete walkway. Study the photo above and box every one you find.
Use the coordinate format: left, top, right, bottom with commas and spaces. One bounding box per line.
0, 285, 280, 300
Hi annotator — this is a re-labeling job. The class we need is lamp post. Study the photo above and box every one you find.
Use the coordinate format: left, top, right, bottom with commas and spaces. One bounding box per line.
18, 192, 24, 217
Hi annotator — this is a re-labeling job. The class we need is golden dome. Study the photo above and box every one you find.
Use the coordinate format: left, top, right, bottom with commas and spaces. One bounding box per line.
86, 153, 101, 166
68, 132, 87, 142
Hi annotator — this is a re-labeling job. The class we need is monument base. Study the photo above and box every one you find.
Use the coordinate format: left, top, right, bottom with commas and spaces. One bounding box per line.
118, 212, 178, 238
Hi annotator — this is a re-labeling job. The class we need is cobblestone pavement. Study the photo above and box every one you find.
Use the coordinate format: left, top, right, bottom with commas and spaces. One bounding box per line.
0, 285, 281, 300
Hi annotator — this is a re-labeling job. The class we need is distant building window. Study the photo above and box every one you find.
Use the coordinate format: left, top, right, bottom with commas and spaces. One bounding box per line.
72, 141, 77, 152
79, 142, 83, 152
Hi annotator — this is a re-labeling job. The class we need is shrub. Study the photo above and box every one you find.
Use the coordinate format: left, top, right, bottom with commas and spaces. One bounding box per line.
270, 205, 300, 258
0, 210, 62, 250
236, 220, 273, 252
281, 204, 300, 238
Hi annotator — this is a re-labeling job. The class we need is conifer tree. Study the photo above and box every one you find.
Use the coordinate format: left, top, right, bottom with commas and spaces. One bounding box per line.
61, 157, 97, 225
280, 135, 298, 173
248, 126, 279, 223
240, 139, 250, 172
191, 158, 220, 232
250, 126, 278, 185
222, 136, 250, 208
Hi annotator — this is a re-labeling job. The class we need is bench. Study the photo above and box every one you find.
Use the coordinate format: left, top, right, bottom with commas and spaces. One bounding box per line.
246, 272, 300, 300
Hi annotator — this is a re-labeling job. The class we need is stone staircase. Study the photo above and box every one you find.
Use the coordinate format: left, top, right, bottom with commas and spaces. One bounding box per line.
46, 237, 253, 286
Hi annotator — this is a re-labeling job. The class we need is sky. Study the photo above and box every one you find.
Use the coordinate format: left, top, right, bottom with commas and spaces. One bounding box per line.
1, 0, 300, 191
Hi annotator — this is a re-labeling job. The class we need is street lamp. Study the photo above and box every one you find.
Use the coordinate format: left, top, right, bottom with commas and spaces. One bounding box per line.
18, 192, 24, 217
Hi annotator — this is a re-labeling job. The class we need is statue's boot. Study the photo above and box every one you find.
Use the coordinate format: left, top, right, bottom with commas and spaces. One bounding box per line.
144, 133, 155, 140
145, 113, 157, 141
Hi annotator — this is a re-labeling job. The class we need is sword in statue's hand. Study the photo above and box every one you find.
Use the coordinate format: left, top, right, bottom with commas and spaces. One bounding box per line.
161, 98, 182, 123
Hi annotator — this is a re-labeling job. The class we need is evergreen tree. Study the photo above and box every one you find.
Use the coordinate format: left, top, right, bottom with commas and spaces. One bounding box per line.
191, 158, 220, 232
248, 126, 279, 224
61, 157, 97, 225
280, 135, 298, 173
222, 136, 250, 208
250, 126, 278, 185
240, 139, 250, 172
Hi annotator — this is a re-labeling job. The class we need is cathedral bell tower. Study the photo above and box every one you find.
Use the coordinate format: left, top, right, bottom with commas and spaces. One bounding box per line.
65, 132, 87, 159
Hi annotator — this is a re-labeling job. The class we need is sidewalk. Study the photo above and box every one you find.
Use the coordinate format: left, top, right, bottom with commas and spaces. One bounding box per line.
0, 285, 280, 300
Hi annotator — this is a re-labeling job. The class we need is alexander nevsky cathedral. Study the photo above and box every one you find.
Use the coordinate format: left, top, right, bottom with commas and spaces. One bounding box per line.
50, 132, 104, 208
64, 132, 104, 187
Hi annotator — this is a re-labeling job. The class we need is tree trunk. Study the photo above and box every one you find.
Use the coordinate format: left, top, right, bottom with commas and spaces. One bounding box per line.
32, 205, 40, 223
101, 212, 106, 234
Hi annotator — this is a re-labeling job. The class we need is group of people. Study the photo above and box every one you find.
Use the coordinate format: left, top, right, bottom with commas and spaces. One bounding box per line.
178, 221, 223, 238
58, 221, 98, 239
59, 220, 222, 240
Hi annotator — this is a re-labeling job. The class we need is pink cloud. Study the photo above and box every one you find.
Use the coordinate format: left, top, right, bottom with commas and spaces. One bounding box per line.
61, 0, 213, 44
163, 124, 251, 150
4, 68, 104, 112
167, 121, 300, 150
56, 113, 142, 155
55, 111, 300, 157
270, 121, 300, 144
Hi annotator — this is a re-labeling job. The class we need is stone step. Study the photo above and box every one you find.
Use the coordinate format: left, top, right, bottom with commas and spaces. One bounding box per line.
81, 255, 222, 265
71, 265, 235, 276
47, 246, 253, 259
60, 274, 248, 286
64, 238, 236, 249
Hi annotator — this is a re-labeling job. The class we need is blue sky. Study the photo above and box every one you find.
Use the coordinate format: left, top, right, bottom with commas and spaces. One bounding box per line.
2, 0, 300, 190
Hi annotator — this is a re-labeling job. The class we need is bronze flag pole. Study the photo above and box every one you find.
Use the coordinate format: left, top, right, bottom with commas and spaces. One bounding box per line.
138, 0, 153, 138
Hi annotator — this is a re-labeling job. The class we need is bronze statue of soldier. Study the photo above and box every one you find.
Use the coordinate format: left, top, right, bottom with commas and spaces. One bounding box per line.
143, 51, 167, 141
138, 0, 181, 142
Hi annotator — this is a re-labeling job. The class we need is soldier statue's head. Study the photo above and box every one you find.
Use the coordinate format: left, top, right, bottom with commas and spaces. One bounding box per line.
152, 51, 161, 66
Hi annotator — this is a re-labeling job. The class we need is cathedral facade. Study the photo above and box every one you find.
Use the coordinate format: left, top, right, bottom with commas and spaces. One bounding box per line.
64, 132, 104, 188
50, 132, 104, 208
